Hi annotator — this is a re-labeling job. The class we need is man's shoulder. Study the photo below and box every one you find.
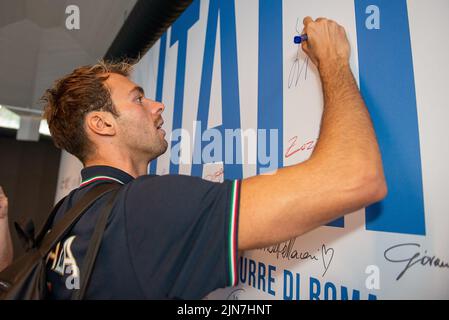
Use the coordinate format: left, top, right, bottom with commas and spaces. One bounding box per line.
133, 173, 205, 183
128, 173, 209, 192
124, 173, 231, 211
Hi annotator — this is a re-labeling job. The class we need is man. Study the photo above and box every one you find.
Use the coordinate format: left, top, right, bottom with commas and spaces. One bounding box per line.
0, 186, 13, 272
41, 17, 387, 299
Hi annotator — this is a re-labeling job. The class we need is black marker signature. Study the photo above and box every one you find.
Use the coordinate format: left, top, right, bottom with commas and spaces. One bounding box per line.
259, 239, 335, 277
321, 244, 334, 277
384, 243, 449, 281
260, 238, 319, 262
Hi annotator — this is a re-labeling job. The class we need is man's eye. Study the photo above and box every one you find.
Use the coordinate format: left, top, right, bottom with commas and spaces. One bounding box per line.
136, 96, 143, 104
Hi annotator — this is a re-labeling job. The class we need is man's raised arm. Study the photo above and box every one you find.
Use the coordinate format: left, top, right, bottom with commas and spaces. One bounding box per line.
238, 17, 387, 251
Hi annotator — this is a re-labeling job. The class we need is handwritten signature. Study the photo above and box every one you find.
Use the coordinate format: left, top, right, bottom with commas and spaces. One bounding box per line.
205, 168, 224, 183
259, 238, 334, 277
384, 243, 449, 281
285, 136, 316, 158
288, 18, 310, 89
288, 55, 309, 89
59, 176, 81, 191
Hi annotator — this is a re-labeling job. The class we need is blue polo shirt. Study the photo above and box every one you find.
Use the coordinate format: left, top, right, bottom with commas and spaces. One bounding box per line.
45, 165, 241, 299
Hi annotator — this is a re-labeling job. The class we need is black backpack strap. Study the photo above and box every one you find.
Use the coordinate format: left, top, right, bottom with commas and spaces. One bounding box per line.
38, 183, 121, 257
0, 183, 122, 300
14, 195, 67, 252
35, 195, 68, 246
72, 187, 121, 300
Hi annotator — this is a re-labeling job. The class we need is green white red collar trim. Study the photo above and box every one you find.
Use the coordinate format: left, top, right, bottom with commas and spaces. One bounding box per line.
80, 176, 125, 187
228, 179, 240, 287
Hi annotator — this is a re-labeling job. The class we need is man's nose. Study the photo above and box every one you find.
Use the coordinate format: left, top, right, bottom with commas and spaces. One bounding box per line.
150, 101, 165, 115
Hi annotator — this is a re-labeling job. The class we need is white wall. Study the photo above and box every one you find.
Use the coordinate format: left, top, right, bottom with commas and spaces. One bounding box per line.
54, 150, 82, 203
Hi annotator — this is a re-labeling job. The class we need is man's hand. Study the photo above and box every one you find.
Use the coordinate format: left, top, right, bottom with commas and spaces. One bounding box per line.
301, 17, 351, 69
0, 186, 8, 220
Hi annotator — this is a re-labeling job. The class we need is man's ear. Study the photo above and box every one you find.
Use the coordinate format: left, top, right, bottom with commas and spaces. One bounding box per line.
85, 111, 116, 136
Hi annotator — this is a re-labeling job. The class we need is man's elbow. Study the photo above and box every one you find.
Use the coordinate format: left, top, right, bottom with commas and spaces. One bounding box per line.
354, 169, 388, 206
367, 173, 388, 204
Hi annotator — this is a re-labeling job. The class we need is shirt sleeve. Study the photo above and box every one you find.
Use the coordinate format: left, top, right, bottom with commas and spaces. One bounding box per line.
124, 174, 241, 299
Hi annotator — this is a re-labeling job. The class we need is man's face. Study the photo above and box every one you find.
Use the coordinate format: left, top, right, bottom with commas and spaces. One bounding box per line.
105, 73, 168, 161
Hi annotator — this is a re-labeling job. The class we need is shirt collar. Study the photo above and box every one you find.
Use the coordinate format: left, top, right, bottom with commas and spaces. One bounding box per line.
80, 165, 135, 187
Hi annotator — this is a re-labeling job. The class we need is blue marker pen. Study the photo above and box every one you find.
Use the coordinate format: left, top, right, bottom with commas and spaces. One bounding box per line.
294, 34, 308, 44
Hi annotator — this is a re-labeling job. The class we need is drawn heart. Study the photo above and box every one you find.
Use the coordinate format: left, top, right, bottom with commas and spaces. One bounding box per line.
321, 244, 334, 277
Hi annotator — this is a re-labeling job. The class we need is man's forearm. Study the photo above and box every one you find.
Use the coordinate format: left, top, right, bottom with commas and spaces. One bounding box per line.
237, 18, 387, 250
309, 61, 386, 191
